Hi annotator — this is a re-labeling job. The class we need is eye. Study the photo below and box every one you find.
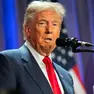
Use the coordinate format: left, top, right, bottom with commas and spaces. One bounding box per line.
53, 23, 58, 26
52, 23, 59, 26
38, 21, 47, 26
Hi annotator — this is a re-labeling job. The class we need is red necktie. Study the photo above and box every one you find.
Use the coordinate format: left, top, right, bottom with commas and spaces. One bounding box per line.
43, 56, 62, 94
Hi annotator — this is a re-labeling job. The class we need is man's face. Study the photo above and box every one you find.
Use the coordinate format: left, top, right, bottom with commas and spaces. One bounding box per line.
25, 9, 62, 56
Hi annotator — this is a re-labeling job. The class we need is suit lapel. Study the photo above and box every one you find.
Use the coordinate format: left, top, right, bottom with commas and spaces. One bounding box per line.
19, 45, 53, 94
53, 62, 72, 94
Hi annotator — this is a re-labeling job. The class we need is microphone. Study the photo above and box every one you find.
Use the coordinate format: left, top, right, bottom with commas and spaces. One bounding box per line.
56, 37, 94, 47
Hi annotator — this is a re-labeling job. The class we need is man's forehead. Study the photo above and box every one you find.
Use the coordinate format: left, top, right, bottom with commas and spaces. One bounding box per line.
37, 9, 59, 16
35, 10, 61, 20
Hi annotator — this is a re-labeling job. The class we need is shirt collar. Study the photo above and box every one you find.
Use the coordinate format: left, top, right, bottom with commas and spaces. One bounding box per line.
25, 40, 52, 67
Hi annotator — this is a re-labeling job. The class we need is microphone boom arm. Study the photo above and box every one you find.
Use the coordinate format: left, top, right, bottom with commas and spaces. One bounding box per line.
72, 48, 94, 53
71, 37, 94, 53
56, 37, 94, 53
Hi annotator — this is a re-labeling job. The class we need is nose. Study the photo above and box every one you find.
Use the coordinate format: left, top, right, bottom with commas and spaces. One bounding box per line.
45, 30, 52, 34
45, 23, 52, 34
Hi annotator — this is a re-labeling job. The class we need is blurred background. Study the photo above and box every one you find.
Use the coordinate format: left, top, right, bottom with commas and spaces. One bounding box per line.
0, 0, 94, 94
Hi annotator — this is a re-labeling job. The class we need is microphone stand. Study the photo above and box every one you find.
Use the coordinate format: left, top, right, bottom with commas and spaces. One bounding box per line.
72, 48, 94, 53
69, 37, 94, 53
56, 37, 94, 53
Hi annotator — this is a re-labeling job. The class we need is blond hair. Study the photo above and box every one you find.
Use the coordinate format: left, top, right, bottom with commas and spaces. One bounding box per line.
23, 1, 66, 39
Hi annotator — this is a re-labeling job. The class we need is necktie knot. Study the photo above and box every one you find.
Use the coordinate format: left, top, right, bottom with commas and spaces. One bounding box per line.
43, 56, 52, 65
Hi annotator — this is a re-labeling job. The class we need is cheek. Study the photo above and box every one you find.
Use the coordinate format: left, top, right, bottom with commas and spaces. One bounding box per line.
54, 26, 61, 35
54, 30, 60, 38
32, 26, 43, 38
34, 32, 44, 43
36, 26, 45, 37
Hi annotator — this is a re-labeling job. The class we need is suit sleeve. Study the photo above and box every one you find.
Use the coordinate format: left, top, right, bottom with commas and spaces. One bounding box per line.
0, 53, 16, 89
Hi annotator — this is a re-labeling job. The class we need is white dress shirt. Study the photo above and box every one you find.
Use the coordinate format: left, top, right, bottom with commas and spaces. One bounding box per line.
25, 41, 64, 94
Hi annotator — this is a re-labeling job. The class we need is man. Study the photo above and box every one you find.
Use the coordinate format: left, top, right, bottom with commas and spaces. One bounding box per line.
0, 1, 74, 94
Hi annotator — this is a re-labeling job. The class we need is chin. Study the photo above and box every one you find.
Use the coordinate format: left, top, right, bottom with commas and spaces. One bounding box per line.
41, 43, 55, 51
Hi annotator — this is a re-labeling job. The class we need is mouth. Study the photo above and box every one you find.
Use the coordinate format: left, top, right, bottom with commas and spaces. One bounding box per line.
44, 38, 52, 42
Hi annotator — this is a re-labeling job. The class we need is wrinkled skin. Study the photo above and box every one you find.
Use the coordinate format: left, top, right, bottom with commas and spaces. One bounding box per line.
24, 9, 62, 56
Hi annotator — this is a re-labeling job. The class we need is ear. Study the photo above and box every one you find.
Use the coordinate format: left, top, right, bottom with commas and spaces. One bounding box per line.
24, 24, 31, 38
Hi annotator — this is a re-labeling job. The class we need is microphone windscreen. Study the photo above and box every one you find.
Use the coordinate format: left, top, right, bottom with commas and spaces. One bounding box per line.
56, 38, 66, 47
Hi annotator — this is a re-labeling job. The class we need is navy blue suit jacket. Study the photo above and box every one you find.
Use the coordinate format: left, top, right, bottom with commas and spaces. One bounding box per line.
0, 45, 74, 94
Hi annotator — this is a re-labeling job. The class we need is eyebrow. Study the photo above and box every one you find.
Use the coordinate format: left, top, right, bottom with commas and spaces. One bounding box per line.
38, 19, 60, 23
38, 19, 47, 22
